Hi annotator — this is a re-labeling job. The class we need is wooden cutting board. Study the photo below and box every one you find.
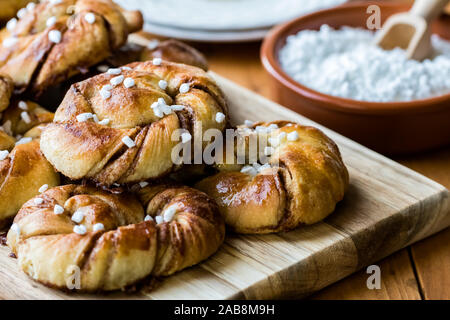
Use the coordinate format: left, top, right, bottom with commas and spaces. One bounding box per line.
0, 73, 449, 300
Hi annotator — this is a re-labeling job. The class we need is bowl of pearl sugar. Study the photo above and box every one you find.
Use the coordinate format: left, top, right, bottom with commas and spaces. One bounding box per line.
261, 2, 450, 155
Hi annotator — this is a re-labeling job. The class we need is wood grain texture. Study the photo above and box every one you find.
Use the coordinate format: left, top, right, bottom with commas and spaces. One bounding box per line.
410, 229, 450, 300
0, 71, 448, 299
311, 250, 421, 300
395, 147, 450, 300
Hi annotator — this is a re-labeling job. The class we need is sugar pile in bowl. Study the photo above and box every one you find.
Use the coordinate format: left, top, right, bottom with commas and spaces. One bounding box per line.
279, 25, 450, 102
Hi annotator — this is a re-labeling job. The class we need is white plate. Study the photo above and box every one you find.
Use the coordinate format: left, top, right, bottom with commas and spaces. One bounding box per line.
143, 23, 270, 43
115, 0, 348, 31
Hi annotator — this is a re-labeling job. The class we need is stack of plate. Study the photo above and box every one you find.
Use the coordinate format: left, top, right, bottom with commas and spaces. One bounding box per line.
114, 0, 348, 42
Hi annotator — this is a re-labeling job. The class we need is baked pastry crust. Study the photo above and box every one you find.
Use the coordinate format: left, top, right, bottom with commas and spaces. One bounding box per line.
196, 121, 349, 234
107, 39, 209, 71
1, 100, 54, 136
0, 0, 143, 96
41, 60, 228, 186
7, 184, 225, 292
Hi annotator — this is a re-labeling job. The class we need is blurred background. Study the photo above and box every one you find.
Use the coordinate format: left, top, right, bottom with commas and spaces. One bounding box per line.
115, 0, 348, 42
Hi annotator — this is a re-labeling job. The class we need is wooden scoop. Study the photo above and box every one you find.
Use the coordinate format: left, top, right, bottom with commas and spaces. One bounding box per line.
375, 0, 449, 60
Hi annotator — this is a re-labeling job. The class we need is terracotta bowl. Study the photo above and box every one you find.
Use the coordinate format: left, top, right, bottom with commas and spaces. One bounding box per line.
261, 1, 450, 155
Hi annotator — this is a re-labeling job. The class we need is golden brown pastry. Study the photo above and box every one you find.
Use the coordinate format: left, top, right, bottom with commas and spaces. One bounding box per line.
1, 100, 54, 136
0, 0, 143, 96
0, 100, 58, 226
0, 0, 35, 23
41, 60, 228, 186
107, 39, 209, 71
195, 121, 349, 234
0, 138, 60, 226
7, 184, 225, 292
0, 74, 13, 113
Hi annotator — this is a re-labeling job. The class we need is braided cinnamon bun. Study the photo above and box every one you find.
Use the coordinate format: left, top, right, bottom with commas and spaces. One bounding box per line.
7, 184, 225, 291
195, 121, 349, 234
40, 60, 228, 186
107, 39, 209, 72
0, 130, 15, 151
0, 138, 60, 226
0, 0, 143, 96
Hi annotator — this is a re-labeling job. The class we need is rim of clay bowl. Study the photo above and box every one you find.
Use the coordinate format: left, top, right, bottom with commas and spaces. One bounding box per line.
261, 1, 450, 115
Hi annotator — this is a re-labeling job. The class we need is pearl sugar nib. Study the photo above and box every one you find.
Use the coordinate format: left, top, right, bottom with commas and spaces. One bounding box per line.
215, 112, 226, 123
39, 184, 49, 193
122, 136, 136, 148
74, 225, 87, 235
54, 205, 64, 215
6, 18, 18, 31
163, 204, 181, 222
158, 80, 168, 90
18, 101, 28, 110
71, 210, 84, 223
123, 77, 135, 88
84, 12, 96, 24
152, 58, 162, 66
48, 30, 62, 44
179, 83, 190, 94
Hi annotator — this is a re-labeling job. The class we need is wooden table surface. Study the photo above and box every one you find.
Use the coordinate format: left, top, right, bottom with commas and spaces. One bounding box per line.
183, 40, 450, 300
